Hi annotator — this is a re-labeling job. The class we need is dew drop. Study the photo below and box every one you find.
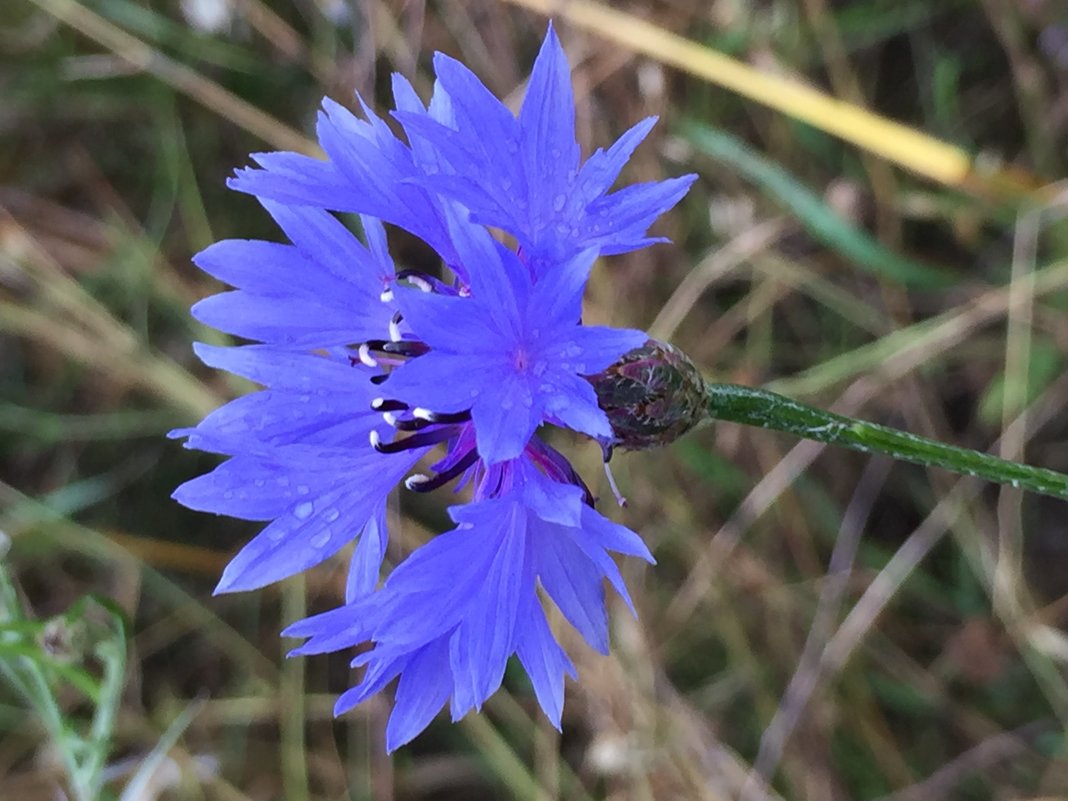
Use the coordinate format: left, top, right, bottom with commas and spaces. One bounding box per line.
310, 529, 331, 549
293, 501, 314, 520
532, 361, 547, 376
296, 485, 310, 496
254, 479, 265, 488
323, 508, 340, 523
552, 194, 566, 212
277, 477, 290, 487
223, 490, 234, 500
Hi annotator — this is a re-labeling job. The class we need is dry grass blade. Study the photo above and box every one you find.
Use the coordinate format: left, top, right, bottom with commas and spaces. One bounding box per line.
649, 217, 789, 341
27, 0, 317, 155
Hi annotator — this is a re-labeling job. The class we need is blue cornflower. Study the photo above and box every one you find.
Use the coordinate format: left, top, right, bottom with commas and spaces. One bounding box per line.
173, 23, 694, 748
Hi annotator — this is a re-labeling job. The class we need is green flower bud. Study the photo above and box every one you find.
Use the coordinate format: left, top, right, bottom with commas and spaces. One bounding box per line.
587, 339, 707, 454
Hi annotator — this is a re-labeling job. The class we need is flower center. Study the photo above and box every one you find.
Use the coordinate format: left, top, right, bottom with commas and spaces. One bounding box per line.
513, 346, 530, 373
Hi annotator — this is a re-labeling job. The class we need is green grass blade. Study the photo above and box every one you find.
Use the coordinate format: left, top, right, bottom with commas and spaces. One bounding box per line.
682, 121, 956, 288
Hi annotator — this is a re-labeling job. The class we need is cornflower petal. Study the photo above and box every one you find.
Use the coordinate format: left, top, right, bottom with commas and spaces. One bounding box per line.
386, 639, 453, 751
346, 504, 388, 601
518, 24, 581, 221
213, 446, 425, 593
515, 594, 577, 729
448, 502, 528, 717
533, 522, 610, 654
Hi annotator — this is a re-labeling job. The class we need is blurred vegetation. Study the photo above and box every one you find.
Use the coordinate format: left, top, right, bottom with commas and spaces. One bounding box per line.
3, 0, 1068, 799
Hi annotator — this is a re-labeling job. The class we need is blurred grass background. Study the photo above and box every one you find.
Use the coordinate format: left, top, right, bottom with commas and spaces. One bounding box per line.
4, 0, 1068, 798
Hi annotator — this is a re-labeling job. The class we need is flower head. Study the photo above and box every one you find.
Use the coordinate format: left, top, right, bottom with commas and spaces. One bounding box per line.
173, 23, 694, 748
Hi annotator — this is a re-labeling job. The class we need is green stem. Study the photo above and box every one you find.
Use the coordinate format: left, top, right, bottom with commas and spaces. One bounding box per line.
704, 383, 1068, 501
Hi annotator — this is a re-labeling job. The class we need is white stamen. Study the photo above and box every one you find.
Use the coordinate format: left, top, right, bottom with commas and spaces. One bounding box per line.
389, 316, 403, 342
408, 275, 432, 293
370, 397, 386, 410
603, 461, 628, 508
383, 412, 398, 427
380, 287, 394, 303
358, 343, 378, 368
369, 429, 382, 449
404, 474, 430, 490
413, 407, 435, 421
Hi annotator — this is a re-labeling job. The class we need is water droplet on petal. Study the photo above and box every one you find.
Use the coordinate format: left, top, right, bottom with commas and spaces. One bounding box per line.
254, 479, 265, 488
223, 490, 234, 500
310, 529, 331, 548
296, 485, 310, 496
323, 508, 340, 523
294, 501, 314, 520
552, 194, 566, 212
